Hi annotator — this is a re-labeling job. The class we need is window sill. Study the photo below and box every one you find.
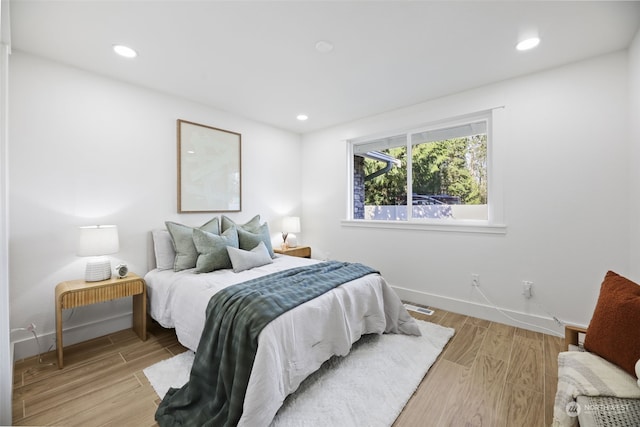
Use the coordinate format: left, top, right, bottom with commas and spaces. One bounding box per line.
341, 219, 507, 235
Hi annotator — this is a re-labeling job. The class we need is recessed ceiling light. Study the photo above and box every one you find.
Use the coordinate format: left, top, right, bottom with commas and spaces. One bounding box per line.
516, 37, 540, 51
315, 40, 334, 54
113, 44, 138, 58
296, 114, 309, 121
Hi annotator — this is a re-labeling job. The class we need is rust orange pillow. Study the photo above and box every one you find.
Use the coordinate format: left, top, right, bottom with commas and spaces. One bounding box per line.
584, 271, 640, 377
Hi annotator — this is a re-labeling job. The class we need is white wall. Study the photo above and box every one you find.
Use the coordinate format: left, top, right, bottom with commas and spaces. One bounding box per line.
301, 51, 630, 334
9, 51, 302, 359
628, 30, 640, 280
0, 0, 13, 422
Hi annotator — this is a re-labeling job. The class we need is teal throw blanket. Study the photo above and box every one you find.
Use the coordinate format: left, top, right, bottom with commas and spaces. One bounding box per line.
155, 261, 378, 427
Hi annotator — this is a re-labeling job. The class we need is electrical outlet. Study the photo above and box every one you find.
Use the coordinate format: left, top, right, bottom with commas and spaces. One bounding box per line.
522, 281, 533, 299
471, 274, 480, 287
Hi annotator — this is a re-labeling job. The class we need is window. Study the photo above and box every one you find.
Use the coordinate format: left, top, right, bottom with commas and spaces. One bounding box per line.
350, 111, 494, 225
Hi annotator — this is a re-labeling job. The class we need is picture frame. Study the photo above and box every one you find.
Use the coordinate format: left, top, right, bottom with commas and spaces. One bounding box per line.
177, 119, 242, 212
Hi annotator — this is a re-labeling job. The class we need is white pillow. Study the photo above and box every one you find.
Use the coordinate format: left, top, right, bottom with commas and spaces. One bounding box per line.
226, 241, 273, 273
152, 229, 176, 270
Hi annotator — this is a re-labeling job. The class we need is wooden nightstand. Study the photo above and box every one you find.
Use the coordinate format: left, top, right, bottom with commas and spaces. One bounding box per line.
55, 273, 147, 369
274, 245, 311, 258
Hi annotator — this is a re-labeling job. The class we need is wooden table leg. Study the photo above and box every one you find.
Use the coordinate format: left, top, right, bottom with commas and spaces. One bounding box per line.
132, 290, 147, 341
56, 298, 64, 369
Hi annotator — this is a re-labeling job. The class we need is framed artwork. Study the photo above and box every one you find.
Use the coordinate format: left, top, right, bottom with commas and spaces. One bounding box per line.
177, 119, 241, 212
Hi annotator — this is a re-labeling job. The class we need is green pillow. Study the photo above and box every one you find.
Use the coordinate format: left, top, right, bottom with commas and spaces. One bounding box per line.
165, 217, 219, 271
193, 227, 239, 273
220, 214, 261, 233
237, 222, 275, 258
227, 241, 273, 273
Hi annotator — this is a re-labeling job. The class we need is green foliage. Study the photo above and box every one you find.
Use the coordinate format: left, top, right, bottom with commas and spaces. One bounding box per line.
363, 146, 407, 205
363, 135, 487, 205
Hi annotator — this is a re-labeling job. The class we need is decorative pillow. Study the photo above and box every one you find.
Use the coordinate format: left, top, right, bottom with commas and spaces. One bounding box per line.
636, 359, 640, 388
151, 229, 176, 270
237, 222, 275, 258
165, 217, 219, 271
227, 241, 273, 273
584, 271, 640, 377
193, 227, 239, 273
221, 214, 261, 233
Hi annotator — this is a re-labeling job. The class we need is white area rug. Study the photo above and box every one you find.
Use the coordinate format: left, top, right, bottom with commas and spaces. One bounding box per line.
143, 319, 454, 427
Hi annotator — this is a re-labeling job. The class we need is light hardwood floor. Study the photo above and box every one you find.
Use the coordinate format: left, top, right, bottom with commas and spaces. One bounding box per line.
12, 307, 564, 426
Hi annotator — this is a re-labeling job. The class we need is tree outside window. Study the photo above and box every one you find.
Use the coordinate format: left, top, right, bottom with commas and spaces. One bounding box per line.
353, 118, 488, 221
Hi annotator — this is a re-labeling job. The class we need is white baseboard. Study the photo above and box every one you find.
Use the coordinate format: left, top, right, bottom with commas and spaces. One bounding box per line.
9, 339, 13, 384
11, 312, 134, 361
392, 285, 567, 337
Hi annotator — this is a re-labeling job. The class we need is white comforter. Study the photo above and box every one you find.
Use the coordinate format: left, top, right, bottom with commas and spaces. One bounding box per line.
145, 255, 420, 426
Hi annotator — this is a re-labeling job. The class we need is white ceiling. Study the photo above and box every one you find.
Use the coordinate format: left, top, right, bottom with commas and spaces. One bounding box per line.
9, 1, 640, 134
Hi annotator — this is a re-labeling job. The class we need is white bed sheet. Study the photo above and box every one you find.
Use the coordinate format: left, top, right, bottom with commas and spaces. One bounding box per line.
144, 255, 419, 426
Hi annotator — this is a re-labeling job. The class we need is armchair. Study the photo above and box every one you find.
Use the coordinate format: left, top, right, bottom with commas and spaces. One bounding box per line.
553, 271, 640, 426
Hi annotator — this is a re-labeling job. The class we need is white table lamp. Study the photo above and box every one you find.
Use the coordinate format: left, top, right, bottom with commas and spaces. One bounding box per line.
281, 216, 301, 249
77, 225, 119, 282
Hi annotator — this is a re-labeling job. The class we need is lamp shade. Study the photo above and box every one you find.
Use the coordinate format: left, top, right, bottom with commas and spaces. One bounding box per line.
77, 225, 119, 256
282, 216, 301, 233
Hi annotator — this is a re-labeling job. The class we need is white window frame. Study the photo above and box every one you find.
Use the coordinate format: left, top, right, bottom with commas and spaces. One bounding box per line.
344, 108, 506, 234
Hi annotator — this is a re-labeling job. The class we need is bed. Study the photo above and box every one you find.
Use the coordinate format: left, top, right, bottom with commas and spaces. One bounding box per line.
145, 218, 420, 426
